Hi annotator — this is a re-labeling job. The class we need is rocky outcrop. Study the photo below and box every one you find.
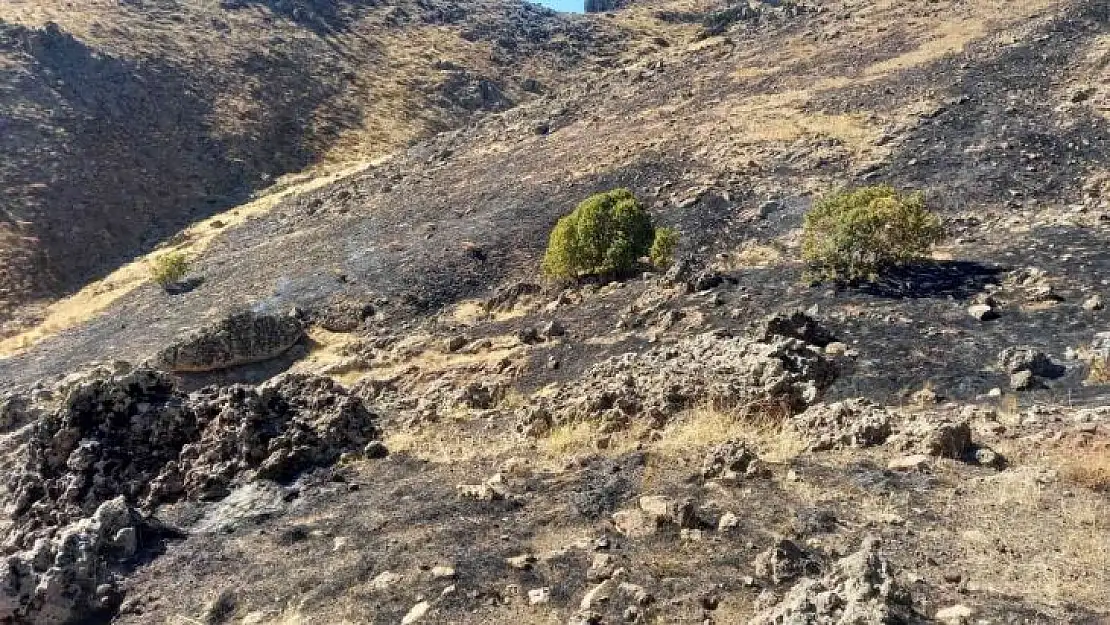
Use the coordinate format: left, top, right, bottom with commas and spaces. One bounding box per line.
153, 311, 305, 372
789, 399, 893, 451
1, 368, 378, 623
749, 536, 913, 625
0, 497, 163, 624
518, 317, 836, 435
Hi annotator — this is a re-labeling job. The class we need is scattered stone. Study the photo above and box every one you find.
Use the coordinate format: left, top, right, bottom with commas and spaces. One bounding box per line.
203, 588, 237, 624
506, 554, 537, 570
611, 509, 655, 538
153, 310, 305, 372
364, 440, 390, 459
311, 300, 374, 333
457, 482, 504, 502
430, 566, 456, 580
1010, 370, 1036, 391
1083, 295, 1104, 311
518, 326, 542, 345
639, 496, 696, 528
701, 440, 763, 481
618, 582, 653, 606
528, 587, 551, 605
967, 303, 998, 321
893, 419, 973, 459
580, 579, 616, 610
370, 571, 403, 591
541, 319, 566, 339
753, 539, 817, 585
401, 600, 431, 624
748, 537, 912, 624
445, 335, 468, 352
587, 553, 617, 582
718, 512, 741, 532
998, 346, 1061, 378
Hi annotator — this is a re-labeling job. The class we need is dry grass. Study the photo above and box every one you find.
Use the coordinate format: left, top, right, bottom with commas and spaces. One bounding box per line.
951, 466, 1110, 608
0, 162, 374, 357
1058, 447, 1110, 493
1084, 356, 1110, 385
714, 243, 785, 271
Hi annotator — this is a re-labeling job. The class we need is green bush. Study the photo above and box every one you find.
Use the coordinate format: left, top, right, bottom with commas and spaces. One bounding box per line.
150, 252, 189, 289
542, 188, 659, 280
801, 185, 942, 282
649, 227, 680, 269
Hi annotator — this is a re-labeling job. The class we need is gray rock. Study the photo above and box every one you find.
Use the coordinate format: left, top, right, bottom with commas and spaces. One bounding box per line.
753, 539, 816, 585
748, 536, 912, 625
998, 346, 1063, 384
154, 310, 304, 372
310, 300, 374, 333
1010, 370, 1036, 390
519, 315, 836, 434
749, 310, 834, 348
1083, 295, 1104, 311
967, 303, 998, 321
790, 399, 892, 451
701, 440, 762, 481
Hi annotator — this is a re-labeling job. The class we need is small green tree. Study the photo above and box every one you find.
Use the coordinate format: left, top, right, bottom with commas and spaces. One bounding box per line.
542, 188, 658, 280
649, 227, 680, 269
150, 252, 189, 289
802, 185, 942, 282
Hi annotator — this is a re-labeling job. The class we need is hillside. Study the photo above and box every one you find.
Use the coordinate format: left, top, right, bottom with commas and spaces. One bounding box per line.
0, 0, 1109, 624
0, 0, 632, 335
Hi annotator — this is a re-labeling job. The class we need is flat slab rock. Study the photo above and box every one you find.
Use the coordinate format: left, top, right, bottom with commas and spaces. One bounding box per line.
153, 311, 305, 372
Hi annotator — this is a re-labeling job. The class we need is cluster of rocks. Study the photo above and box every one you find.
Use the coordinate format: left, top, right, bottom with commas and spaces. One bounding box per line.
518, 313, 836, 436
750, 536, 913, 625
997, 345, 1064, 391
0, 368, 378, 623
788, 398, 1006, 470
788, 399, 894, 451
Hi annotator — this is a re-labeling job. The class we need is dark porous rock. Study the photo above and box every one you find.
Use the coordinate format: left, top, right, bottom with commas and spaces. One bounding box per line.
486, 281, 543, 311
749, 310, 835, 348
0, 496, 170, 624
997, 346, 1061, 378
310, 300, 375, 333
180, 374, 380, 493
753, 539, 818, 585
701, 440, 764, 481
0, 368, 378, 623
154, 310, 305, 372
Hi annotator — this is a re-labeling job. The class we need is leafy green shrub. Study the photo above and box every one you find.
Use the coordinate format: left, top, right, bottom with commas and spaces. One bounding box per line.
150, 252, 189, 289
801, 185, 942, 282
649, 227, 680, 269
542, 188, 658, 280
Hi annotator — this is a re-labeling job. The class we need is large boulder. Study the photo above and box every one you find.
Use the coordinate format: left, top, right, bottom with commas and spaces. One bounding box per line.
153, 310, 305, 372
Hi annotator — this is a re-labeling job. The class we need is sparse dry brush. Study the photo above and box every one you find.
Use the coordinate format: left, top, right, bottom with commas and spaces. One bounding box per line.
802, 185, 943, 282
149, 252, 189, 289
